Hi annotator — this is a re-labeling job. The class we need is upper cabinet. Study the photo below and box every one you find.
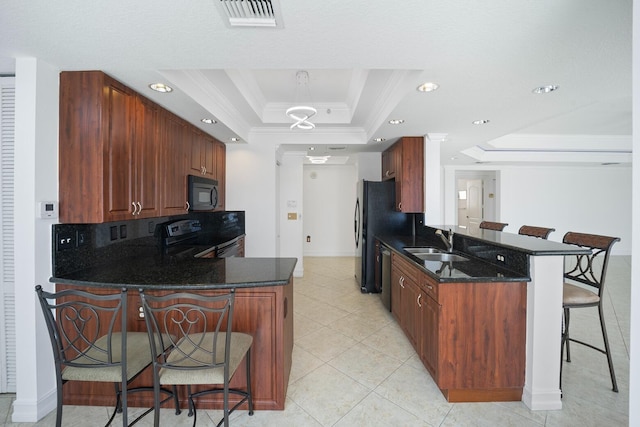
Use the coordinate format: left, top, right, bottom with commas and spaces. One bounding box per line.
59, 71, 226, 223
214, 139, 226, 211
381, 137, 424, 212
59, 71, 160, 223
189, 129, 215, 178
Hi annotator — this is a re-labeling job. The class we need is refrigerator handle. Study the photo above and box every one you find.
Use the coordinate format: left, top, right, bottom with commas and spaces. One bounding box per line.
354, 199, 360, 248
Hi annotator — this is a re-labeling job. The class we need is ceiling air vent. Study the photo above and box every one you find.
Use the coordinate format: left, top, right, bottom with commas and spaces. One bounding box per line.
217, 0, 283, 28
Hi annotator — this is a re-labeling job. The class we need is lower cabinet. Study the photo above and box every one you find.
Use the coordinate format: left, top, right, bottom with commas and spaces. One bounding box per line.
391, 252, 526, 402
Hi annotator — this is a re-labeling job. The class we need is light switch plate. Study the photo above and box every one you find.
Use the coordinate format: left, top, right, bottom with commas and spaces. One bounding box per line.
38, 201, 58, 218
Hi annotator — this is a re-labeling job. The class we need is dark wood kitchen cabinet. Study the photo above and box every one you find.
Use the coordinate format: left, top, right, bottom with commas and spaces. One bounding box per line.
381, 137, 424, 212
214, 139, 226, 210
159, 111, 190, 216
189, 128, 215, 178
59, 71, 160, 223
390, 251, 527, 402
59, 70, 226, 222
390, 252, 420, 348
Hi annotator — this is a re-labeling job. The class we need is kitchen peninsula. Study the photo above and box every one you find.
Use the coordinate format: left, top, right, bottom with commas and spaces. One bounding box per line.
49, 219, 296, 412
378, 225, 590, 410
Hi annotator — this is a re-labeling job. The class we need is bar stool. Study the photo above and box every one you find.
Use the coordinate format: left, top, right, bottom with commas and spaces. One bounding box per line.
560, 232, 620, 392
35, 285, 180, 427
140, 289, 254, 427
479, 221, 509, 231
518, 225, 555, 239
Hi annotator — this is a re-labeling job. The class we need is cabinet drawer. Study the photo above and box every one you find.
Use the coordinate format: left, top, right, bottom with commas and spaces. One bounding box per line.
391, 252, 419, 282
420, 273, 439, 301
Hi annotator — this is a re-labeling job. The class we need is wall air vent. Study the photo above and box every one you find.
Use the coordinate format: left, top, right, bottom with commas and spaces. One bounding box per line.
217, 0, 283, 28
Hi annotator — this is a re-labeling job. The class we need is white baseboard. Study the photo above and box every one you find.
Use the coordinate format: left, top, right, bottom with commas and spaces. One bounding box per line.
11, 387, 56, 422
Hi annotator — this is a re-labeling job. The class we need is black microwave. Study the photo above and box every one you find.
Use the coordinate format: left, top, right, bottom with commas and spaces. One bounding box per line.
188, 175, 219, 211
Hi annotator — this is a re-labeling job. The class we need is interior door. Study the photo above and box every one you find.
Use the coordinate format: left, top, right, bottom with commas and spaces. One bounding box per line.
466, 179, 483, 233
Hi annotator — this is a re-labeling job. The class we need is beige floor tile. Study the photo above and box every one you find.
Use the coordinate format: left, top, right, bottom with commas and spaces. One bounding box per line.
328, 342, 403, 390
287, 364, 370, 426
333, 392, 430, 427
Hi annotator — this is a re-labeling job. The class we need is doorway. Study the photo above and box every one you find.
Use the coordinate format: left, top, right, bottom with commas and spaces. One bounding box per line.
455, 170, 498, 233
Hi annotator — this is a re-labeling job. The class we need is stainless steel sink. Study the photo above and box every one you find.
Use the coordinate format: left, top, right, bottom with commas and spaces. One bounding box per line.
403, 247, 445, 255
415, 253, 469, 262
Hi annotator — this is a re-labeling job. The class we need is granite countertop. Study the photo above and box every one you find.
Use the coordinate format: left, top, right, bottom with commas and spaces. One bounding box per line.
377, 234, 529, 283
50, 256, 298, 290
427, 225, 592, 256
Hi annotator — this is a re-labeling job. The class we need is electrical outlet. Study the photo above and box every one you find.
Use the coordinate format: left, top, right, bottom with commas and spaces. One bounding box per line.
56, 232, 76, 251
110, 226, 118, 241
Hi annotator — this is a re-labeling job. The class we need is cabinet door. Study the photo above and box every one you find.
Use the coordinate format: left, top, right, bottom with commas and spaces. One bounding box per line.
134, 96, 159, 218
401, 279, 420, 349
391, 265, 402, 322
189, 130, 216, 177
396, 137, 424, 212
214, 139, 226, 210
420, 294, 439, 378
105, 80, 135, 221
160, 112, 189, 215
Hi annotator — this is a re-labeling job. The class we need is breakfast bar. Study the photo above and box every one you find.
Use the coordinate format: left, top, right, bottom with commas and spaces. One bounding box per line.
381, 225, 590, 410
50, 256, 297, 411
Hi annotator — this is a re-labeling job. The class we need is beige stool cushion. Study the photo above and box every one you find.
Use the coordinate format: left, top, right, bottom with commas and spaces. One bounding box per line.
563, 282, 600, 306
160, 332, 253, 385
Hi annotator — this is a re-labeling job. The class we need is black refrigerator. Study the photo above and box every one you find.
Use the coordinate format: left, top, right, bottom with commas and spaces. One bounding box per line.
354, 180, 415, 293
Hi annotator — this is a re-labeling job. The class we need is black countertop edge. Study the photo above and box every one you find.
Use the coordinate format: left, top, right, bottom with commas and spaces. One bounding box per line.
425, 225, 591, 256
377, 235, 529, 283
50, 257, 298, 291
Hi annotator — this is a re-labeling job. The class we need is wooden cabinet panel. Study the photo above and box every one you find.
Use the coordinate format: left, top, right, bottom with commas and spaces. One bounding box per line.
59, 71, 161, 223
391, 251, 526, 402
214, 139, 226, 211
380, 137, 424, 212
60, 70, 225, 223
189, 129, 215, 178
159, 112, 189, 216
134, 96, 160, 218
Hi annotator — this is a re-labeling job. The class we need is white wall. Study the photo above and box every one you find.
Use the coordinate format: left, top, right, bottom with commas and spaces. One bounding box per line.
12, 58, 59, 422
444, 165, 632, 254
278, 152, 304, 276
303, 164, 357, 256
355, 152, 381, 181
225, 142, 278, 257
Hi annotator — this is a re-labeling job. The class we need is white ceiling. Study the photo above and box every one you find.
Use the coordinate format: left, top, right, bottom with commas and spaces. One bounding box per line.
0, 0, 632, 166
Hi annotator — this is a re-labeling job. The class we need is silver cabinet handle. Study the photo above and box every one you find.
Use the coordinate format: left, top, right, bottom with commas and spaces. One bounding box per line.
131, 201, 137, 216
136, 202, 142, 215
399, 276, 405, 289
417, 293, 422, 308
185, 201, 190, 212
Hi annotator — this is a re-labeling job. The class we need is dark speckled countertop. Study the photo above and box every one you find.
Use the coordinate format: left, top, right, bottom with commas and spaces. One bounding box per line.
50, 256, 297, 290
378, 225, 589, 283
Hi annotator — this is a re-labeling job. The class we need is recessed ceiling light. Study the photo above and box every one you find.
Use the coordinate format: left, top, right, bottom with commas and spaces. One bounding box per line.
201, 118, 217, 124
388, 119, 404, 125
472, 119, 490, 125
532, 85, 559, 94
148, 83, 173, 93
373, 137, 386, 143
417, 82, 439, 92
308, 146, 315, 151
230, 137, 240, 142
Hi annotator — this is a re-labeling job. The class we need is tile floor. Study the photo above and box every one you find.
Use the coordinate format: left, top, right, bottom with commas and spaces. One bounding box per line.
1, 255, 631, 426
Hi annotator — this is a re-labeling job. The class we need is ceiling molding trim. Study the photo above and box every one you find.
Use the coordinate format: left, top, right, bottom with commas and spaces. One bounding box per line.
461, 145, 632, 164
362, 69, 423, 138
486, 134, 632, 151
344, 69, 369, 119
225, 69, 268, 119
249, 126, 367, 145
161, 69, 253, 140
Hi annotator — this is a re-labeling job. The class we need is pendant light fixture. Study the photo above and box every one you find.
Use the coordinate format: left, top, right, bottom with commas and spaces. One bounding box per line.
286, 70, 316, 130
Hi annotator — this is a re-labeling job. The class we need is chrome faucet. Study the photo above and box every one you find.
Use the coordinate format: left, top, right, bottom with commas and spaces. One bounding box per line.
435, 228, 454, 252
